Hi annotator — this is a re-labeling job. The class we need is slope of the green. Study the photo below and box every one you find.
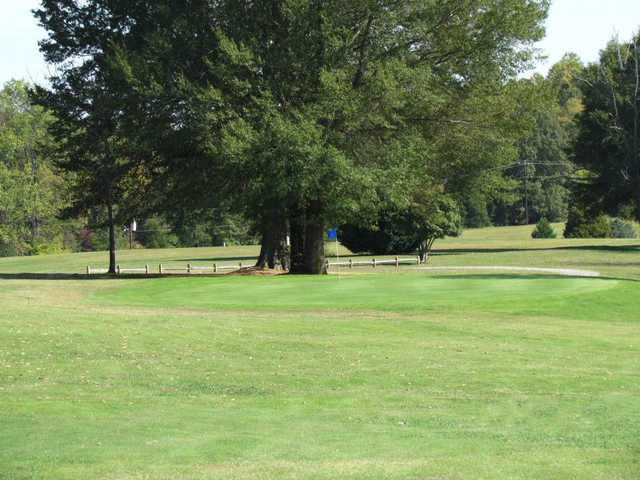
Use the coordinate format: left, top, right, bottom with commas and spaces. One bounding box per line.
92, 273, 621, 318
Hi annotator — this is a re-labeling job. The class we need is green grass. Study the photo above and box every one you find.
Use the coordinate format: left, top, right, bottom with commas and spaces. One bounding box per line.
1, 225, 640, 479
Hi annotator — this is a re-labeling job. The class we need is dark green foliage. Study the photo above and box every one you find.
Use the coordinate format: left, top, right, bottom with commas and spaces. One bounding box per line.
340, 215, 416, 255
609, 218, 638, 239
87, 228, 130, 251
531, 217, 556, 238
171, 211, 258, 248
135, 217, 179, 249
564, 203, 611, 238
463, 193, 492, 228
31, 1, 549, 272
572, 34, 640, 221
208, 213, 258, 247
107, 0, 548, 273
340, 194, 462, 260
32, 0, 156, 271
518, 110, 573, 223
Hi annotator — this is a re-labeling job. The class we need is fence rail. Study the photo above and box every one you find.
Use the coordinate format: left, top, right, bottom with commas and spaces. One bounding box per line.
87, 257, 423, 275
86, 267, 109, 274
87, 262, 250, 275
326, 256, 422, 270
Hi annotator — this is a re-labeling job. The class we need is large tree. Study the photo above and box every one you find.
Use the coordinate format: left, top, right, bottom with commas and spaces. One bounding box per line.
32, 0, 151, 272
33, 0, 549, 273
113, 0, 549, 272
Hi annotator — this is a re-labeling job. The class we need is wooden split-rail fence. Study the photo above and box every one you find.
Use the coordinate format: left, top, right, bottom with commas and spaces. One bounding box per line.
86, 256, 423, 275
326, 256, 422, 271
86, 262, 250, 275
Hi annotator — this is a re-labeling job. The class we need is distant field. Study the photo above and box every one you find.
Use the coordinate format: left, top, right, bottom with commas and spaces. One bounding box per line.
1, 225, 639, 479
2, 222, 640, 279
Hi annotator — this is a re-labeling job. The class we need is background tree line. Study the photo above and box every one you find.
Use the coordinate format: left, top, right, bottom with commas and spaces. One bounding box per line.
0, 79, 256, 257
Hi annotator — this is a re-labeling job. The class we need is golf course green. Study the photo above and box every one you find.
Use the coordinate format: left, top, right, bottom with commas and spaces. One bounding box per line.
1, 225, 639, 479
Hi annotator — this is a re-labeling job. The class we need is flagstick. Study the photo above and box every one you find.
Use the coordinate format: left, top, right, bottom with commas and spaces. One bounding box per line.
335, 234, 340, 280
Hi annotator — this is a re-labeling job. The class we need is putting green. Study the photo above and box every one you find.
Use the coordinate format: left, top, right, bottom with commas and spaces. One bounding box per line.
93, 273, 617, 314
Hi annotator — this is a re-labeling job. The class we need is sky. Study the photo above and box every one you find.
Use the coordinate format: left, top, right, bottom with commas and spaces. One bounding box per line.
1, 0, 640, 86
534, 0, 640, 75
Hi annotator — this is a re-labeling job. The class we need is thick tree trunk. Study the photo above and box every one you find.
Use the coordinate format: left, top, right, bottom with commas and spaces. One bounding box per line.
303, 222, 325, 274
289, 202, 326, 274
107, 202, 116, 274
418, 243, 427, 264
256, 233, 274, 269
289, 212, 306, 273
417, 237, 437, 264
256, 229, 279, 269
256, 216, 288, 270
276, 239, 290, 271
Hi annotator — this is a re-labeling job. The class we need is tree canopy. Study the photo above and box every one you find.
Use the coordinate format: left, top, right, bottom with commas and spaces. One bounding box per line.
33, 0, 158, 272
32, 0, 550, 272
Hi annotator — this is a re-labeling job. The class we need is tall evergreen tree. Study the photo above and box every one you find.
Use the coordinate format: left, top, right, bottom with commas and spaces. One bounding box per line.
32, 0, 147, 272
573, 33, 640, 220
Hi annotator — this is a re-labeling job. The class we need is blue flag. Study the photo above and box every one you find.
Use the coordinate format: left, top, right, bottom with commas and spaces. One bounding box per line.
327, 228, 337, 239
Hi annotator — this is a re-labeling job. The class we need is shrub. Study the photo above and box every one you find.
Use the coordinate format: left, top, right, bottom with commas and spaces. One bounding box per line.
609, 217, 638, 238
564, 204, 611, 238
136, 217, 179, 249
531, 218, 556, 238
340, 195, 462, 260
33, 235, 66, 255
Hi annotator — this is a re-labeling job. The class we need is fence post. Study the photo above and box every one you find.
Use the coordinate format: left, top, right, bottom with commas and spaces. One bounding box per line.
187, 263, 191, 274
395, 256, 399, 270
145, 264, 149, 275
159, 264, 163, 274
116, 265, 121, 275
214, 263, 217, 273
349, 259, 353, 269
372, 258, 376, 269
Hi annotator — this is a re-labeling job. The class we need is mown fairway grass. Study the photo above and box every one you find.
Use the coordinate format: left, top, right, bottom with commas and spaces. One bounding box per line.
1, 225, 640, 479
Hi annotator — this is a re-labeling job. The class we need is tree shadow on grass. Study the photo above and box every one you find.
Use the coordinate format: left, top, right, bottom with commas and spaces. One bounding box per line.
410, 272, 640, 283
431, 244, 640, 256
336, 244, 640, 259
0, 272, 636, 283
0, 273, 227, 281
175, 256, 257, 263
